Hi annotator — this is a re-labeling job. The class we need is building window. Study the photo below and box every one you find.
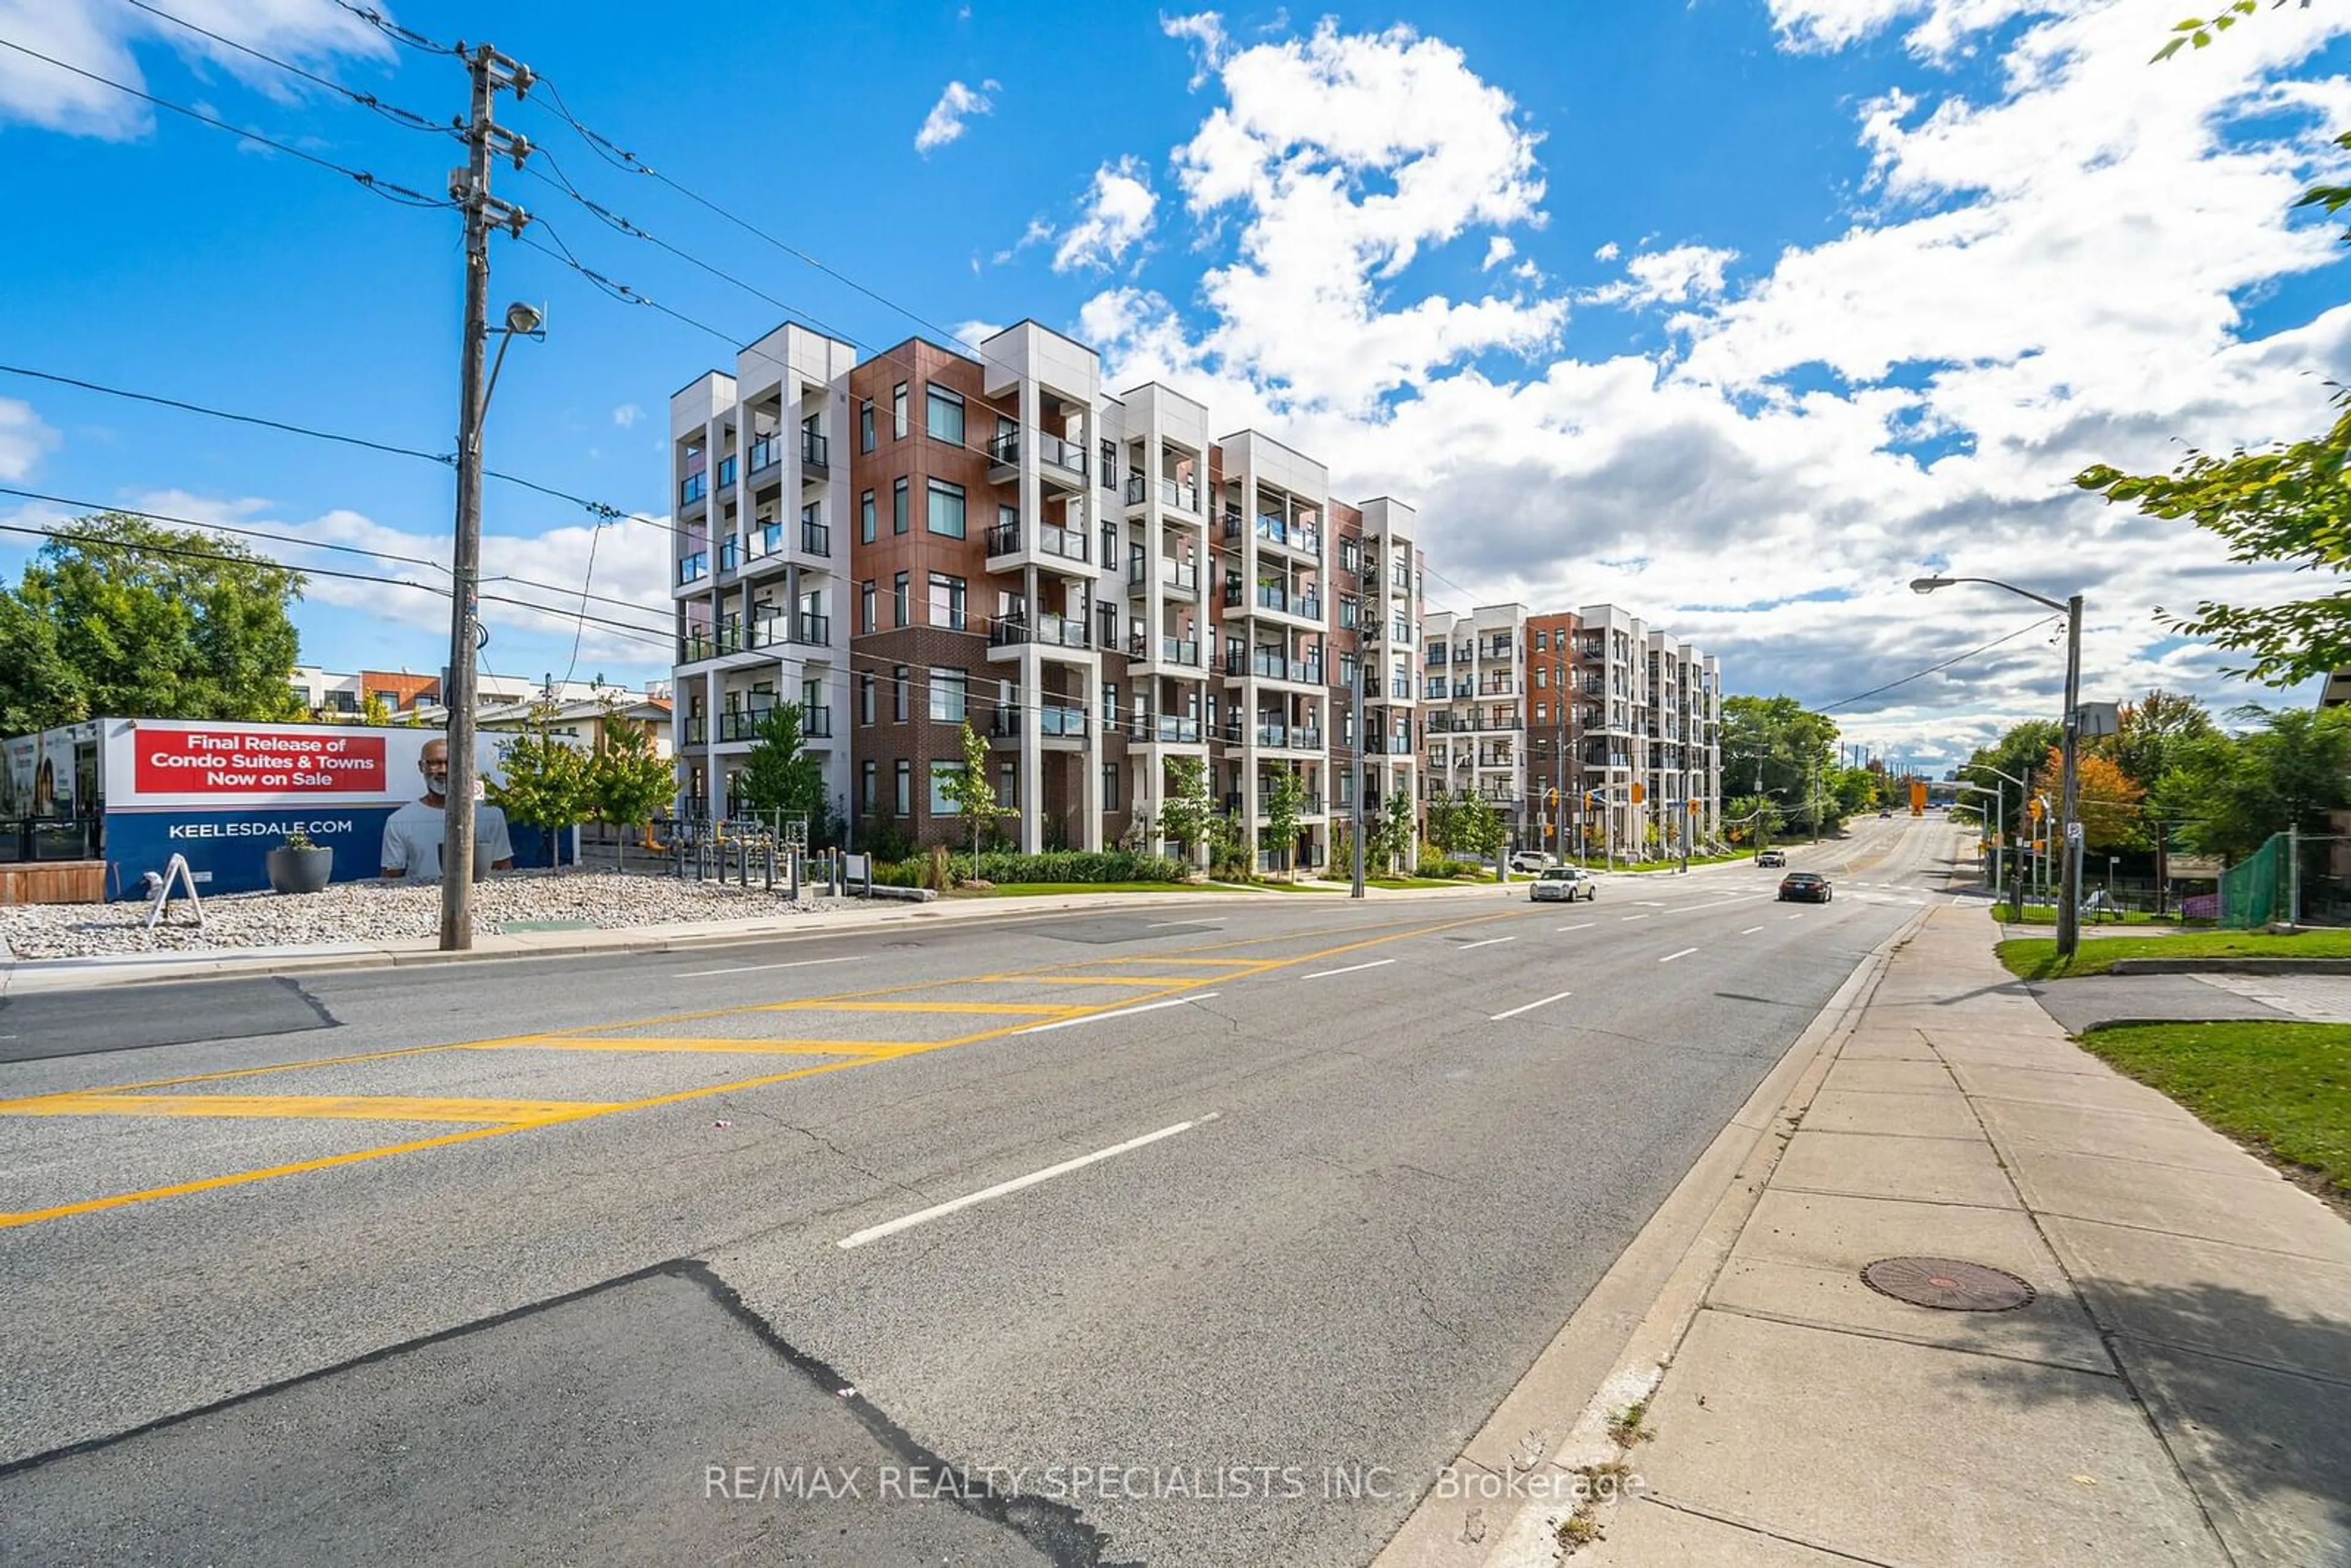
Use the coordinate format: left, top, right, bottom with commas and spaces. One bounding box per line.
860, 489, 876, 544
859, 400, 875, 452
926, 479, 966, 539
1534, 629, 1548, 653
1534, 665, 1547, 688
860, 673, 876, 726
893, 477, 909, 535
929, 572, 967, 631
1100, 438, 1116, 489
860, 580, 876, 634
893, 665, 910, 723
1103, 763, 1121, 812
861, 760, 877, 811
894, 571, 910, 628
894, 759, 912, 816
1536, 703, 1548, 722
1339, 596, 1359, 629
929, 667, 967, 724
999, 757, 1018, 809
891, 383, 909, 440
926, 385, 965, 445
929, 760, 964, 816
1102, 681, 1119, 730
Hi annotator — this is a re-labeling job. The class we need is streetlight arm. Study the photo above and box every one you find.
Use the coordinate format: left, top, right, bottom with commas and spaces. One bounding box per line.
1909, 576, 2069, 614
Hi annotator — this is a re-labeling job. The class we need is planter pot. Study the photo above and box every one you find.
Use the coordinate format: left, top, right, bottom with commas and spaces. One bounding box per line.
266, 844, 334, 895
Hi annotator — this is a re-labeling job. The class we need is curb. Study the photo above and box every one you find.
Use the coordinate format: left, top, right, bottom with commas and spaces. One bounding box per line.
2108, 958, 2351, 976
1371, 903, 1933, 1568
0, 882, 1478, 995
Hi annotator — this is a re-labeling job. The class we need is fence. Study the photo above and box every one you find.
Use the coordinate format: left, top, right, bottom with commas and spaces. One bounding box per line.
2219, 833, 2286, 930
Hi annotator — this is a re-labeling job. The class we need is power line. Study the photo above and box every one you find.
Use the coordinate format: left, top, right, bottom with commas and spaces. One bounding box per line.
0, 362, 629, 523
117, 0, 460, 138
1818, 614, 2064, 714
323, 0, 462, 59
0, 484, 669, 623
0, 517, 673, 651
0, 33, 452, 208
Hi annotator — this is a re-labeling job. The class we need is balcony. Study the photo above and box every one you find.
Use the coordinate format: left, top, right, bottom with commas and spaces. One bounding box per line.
987, 427, 1087, 486
718, 538, 740, 575
1227, 646, 1321, 685
745, 520, 784, 561
989, 613, 1092, 651
678, 551, 710, 586
985, 520, 1089, 569
801, 520, 831, 558
1451, 681, 1472, 699
1130, 632, 1202, 668
1254, 514, 1321, 557
680, 472, 708, 508
1129, 557, 1201, 595
1125, 473, 1200, 512
1040, 703, 1086, 738
683, 717, 707, 745
801, 429, 829, 474
1390, 678, 1412, 699
1136, 713, 1204, 745
716, 456, 738, 490
748, 435, 782, 475
1425, 645, 1448, 667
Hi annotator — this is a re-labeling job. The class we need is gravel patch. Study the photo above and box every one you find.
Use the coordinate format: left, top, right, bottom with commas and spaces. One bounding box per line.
1, 871, 846, 961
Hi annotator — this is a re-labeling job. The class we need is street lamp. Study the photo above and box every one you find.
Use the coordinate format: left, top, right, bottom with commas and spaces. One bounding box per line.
441, 299, 546, 952
1911, 576, 2083, 959
1967, 762, 2028, 916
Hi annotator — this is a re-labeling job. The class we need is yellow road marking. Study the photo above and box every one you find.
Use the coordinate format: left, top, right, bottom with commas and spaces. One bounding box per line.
980, 975, 1224, 986
0, 1092, 613, 1124
483, 1037, 889, 1058
1, 904, 1543, 1230
752, 1000, 1079, 1016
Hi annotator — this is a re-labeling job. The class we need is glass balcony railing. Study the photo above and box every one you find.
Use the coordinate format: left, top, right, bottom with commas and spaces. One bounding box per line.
1040, 524, 1089, 563
748, 436, 782, 474
680, 472, 708, 506
987, 427, 1087, 479
678, 551, 709, 585
746, 521, 782, 560
683, 717, 708, 745
716, 456, 738, 490
718, 538, 740, 574
1040, 704, 1087, 738
1125, 473, 1200, 512
801, 520, 831, 558
986, 521, 1021, 557
803, 705, 833, 739
802, 430, 829, 469
989, 613, 1090, 649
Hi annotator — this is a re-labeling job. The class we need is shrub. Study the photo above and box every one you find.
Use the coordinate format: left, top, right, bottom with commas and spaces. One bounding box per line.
1416, 856, 1478, 879
956, 850, 1189, 885
860, 815, 915, 864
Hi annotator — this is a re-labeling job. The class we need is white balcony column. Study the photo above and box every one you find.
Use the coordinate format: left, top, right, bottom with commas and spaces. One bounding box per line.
1020, 565, 1043, 856
702, 667, 723, 820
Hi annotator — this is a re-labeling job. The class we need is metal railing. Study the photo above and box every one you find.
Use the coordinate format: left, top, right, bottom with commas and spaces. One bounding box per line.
988, 427, 1087, 479
718, 538, 740, 574
680, 473, 708, 506
989, 613, 1091, 649
748, 435, 782, 474
801, 520, 831, 557
716, 456, 738, 489
802, 430, 829, 468
1125, 473, 1199, 511
678, 551, 710, 585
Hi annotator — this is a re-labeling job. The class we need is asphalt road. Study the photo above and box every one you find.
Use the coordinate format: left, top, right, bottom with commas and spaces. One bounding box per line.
0, 814, 1974, 1567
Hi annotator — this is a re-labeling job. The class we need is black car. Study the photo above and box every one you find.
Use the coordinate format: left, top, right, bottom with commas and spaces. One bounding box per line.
1778, 871, 1832, 903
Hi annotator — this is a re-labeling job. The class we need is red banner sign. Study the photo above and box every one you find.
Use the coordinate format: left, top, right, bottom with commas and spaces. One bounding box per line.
133, 727, 388, 796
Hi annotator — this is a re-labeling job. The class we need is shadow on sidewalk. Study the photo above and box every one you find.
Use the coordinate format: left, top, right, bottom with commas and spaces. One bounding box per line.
1968, 1277, 2351, 1555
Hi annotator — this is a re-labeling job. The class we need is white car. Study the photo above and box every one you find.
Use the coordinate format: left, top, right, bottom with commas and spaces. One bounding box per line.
1509, 850, 1558, 874
1529, 866, 1596, 902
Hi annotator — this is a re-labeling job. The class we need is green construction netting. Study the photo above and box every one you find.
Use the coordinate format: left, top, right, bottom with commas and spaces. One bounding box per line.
2219, 831, 2286, 929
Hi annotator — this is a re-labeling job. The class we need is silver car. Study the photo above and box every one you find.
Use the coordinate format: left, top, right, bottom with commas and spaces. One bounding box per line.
1529, 866, 1595, 902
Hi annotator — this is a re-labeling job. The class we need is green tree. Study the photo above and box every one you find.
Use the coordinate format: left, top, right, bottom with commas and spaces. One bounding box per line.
1727, 793, 1783, 846
0, 512, 304, 730
935, 721, 1003, 858
1722, 694, 1840, 825
2159, 707, 2351, 861
1420, 789, 1460, 853
1263, 767, 1305, 880
2151, 1, 2314, 63
484, 707, 594, 868
359, 690, 394, 727
588, 711, 675, 869
1158, 755, 1213, 866
1376, 786, 1417, 875
1457, 792, 1507, 863
2108, 688, 2217, 792
733, 702, 827, 828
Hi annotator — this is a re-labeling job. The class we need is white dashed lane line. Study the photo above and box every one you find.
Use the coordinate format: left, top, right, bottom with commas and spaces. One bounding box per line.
1302, 959, 1395, 981
1490, 989, 1573, 1021
1659, 948, 1698, 964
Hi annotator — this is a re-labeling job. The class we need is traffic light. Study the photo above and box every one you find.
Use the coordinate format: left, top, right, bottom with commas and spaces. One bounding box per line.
1584, 792, 1598, 810
1547, 788, 1558, 809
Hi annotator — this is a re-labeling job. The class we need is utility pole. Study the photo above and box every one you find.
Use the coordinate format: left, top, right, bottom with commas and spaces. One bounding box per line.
440, 41, 534, 951
1350, 651, 1365, 898
2054, 593, 2085, 961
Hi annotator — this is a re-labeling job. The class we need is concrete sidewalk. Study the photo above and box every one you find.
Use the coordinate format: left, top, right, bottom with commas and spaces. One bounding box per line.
1393, 904, 2351, 1567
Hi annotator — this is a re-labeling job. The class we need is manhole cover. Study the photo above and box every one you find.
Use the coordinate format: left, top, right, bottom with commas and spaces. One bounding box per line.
1860, 1256, 2035, 1311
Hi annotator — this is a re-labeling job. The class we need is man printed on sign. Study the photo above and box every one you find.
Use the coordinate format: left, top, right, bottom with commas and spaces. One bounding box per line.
381, 737, 512, 880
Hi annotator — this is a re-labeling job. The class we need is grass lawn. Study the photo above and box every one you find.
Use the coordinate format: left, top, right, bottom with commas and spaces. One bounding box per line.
1997, 927, 2351, 980
2080, 1022, 2351, 1198
1369, 874, 1485, 889
1208, 877, 1343, 893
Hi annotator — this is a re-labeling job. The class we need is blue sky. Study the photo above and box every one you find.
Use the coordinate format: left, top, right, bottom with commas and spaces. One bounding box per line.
2, 0, 2347, 771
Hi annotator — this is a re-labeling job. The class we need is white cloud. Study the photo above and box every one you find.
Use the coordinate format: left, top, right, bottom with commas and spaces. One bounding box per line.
1583, 243, 1739, 307
991, 216, 1055, 265
914, 78, 999, 155
0, 399, 60, 480
0, 0, 390, 140
1162, 10, 1232, 91
1594, 240, 1621, 261
611, 403, 643, 429
1073, 8, 2351, 769
1482, 236, 1515, 270
1157, 19, 1564, 412
1053, 156, 1160, 272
